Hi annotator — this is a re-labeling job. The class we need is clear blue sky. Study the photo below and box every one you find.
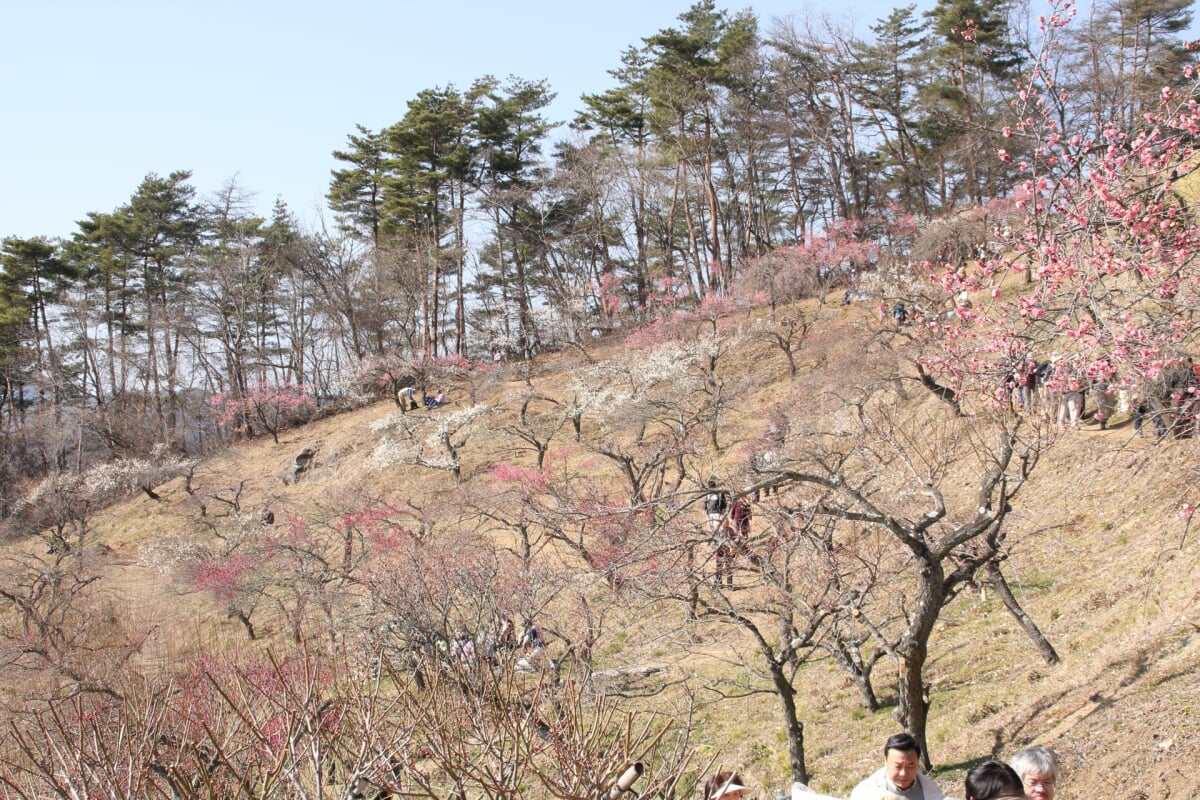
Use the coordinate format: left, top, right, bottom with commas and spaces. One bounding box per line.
3, 0, 907, 241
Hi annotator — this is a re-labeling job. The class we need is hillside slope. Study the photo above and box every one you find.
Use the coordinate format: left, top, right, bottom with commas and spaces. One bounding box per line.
17, 300, 1200, 799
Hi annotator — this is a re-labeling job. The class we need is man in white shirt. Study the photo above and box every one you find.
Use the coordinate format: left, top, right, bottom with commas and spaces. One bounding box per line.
849, 733, 946, 800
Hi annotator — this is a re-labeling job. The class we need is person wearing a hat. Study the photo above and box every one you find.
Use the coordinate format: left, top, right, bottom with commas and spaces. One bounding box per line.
704, 771, 751, 799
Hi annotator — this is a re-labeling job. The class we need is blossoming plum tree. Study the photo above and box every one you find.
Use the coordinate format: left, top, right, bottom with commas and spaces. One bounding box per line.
921, 0, 1200, 419
822, 3, 1200, 767
212, 382, 316, 444
368, 404, 489, 483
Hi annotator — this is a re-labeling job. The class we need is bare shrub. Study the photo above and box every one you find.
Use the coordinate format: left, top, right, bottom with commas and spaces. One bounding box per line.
0, 646, 705, 800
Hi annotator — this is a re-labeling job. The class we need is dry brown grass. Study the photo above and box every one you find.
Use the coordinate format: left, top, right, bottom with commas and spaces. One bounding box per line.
16, 299, 1200, 799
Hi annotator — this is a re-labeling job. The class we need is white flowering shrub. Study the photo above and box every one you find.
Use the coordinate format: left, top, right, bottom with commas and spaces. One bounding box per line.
84, 446, 197, 499
857, 260, 939, 310
4, 446, 198, 547
368, 404, 489, 480
366, 435, 422, 471
140, 532, 210, 576
573, 340, 698, 413
327, 371, 374, 407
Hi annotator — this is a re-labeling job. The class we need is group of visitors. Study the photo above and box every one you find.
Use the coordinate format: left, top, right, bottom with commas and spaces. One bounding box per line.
845, 734, 1056, 800
702, 734, 1058, 800
1003, 353, 1200, 437
703, 480, 752, 588
396, 386, 447, 413
1004, 356, 1094, 427
870, 289, 1200, 438
452, 615, 548, 673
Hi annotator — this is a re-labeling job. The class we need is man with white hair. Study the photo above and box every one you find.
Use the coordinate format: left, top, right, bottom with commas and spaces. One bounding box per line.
1010, 746, 1057, 800
397, 386, 417, 412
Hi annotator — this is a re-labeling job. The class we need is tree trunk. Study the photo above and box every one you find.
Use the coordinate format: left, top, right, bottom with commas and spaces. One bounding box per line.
702, 121, 723, 292
853, 670, 880, 713
769, 662, 809, 785
895, 645, 932, 770
826, 642, 879, 711
985, 560, 1059, 664
896, 567, 943, 771
779, 609, 799, 668
633, 140, 650, 308
915, 362, 963, 416
456, 191, 467, 356
230, 608, 256, 640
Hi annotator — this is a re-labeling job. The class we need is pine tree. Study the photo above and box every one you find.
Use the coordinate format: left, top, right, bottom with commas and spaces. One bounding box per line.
922, 0, 1023, 205
0, 236, 74, 405
578, 46, 658, 309
385, 85, 478, 355
852, 5, 936, 214
328, 125, 390, 247
472, 76, 556, 358
1064, 0, 1196, 135
644, 1, 759, 295
69, 171, 202, 446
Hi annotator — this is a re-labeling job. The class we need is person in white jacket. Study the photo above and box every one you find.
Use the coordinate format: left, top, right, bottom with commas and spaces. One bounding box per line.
849, 733, 946, 800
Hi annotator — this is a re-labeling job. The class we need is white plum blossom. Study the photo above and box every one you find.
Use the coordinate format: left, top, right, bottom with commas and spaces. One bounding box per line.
566, 374, 622, 416
140, 534, 209, 575
573, 340, 699, 408
17, 472, 86, 512
83, 447, 197, 499
328, 373, 373, 407
367, 437, 422, 471
369, 404, 488, 477
858, 261, 929, 303
13, 447, 196, 525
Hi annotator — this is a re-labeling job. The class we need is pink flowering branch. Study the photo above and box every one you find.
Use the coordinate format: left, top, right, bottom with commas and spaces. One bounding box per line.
212, 383, 316, 444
